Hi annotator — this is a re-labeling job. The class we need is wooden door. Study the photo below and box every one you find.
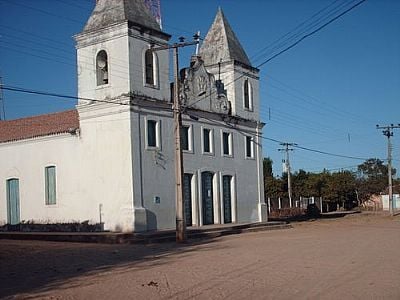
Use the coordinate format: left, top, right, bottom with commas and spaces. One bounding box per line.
222, 175, 232, 223
201, 172, 214, 225
6, 179, 20, 225
183, 174, 193, 226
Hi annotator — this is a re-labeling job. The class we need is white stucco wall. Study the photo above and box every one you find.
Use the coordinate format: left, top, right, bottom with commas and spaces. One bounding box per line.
0, 104, 136, 232
129, 102, 264, 231
76, 23, 131, 103
128, 31, 170, 102
382, 194, 400, 210
0, 135, 81, 224
204, 62, 260, 122
76, 23, 170, 106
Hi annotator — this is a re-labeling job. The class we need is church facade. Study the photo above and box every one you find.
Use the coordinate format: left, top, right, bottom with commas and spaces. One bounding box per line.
0, 0, 267, 232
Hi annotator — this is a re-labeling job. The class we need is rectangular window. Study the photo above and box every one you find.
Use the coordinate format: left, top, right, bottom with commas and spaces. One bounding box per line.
245, 136, 254, 158
181, 125, 190, 151
222, 131, 232, 156
45, 166, 57, 205
147, 119, 158, 148
203, 128, 213, 153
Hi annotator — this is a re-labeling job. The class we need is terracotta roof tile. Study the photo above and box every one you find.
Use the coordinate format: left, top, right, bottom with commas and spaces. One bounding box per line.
0, 110, 79, 143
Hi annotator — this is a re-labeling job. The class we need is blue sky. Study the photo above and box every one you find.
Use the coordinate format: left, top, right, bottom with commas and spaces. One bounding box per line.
0, 0, 399, 177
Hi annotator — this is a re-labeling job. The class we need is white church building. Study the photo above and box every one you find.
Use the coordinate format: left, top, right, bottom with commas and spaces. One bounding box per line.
0, 0, 267, 232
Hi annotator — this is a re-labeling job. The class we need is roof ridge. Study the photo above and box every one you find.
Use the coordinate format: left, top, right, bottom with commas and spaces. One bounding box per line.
0, 109, 79, 144
1, 109, 77, 123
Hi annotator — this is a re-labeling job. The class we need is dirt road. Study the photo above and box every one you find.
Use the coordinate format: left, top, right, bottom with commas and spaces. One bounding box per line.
1, 212, 399, 299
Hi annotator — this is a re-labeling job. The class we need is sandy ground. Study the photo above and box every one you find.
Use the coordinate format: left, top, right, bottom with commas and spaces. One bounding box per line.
0, 212, 399, 300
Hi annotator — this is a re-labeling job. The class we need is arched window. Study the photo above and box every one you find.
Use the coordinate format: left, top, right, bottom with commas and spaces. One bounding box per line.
243, 79, 252, 110
96, 50, 108, 86
145, 49, 155, 85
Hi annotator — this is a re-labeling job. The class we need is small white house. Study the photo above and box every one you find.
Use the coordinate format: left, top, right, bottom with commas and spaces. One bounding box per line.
381, 194, 400, 211
0, 0, 267, 232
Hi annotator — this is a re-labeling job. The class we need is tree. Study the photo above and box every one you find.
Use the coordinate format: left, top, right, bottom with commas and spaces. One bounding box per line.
292, 169, 310, 199
263, 157, 273, 178
356, 158, 396, 202
306, 172, 328, 198
357, 158, 395, 179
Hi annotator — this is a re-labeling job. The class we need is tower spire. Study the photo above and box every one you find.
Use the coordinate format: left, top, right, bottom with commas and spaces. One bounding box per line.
83, 0, 162, 33
199, 8, 251, 66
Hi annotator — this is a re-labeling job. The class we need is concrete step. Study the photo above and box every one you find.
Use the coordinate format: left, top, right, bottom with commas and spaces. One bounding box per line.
0, 221, 291, 244
129, 221, 292, 244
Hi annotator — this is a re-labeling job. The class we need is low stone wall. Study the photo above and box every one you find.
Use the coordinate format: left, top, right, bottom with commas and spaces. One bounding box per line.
0, 221, 104, 232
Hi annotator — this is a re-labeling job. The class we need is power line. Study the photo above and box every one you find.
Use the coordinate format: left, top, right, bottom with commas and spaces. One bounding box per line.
292, 144, 370, 161
265, 75, 375, 124
0, 31, 173, 80
256, 0, 367, 69
250, 0, 351, 63
3, 82, 385, 166
3, 0, 85, 24
187, 0, 367, 109
1, 85, 128, 107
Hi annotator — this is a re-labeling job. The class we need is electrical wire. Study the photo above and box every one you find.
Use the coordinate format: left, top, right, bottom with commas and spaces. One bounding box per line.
186, 0, 367, 109
250, 0, 350, 63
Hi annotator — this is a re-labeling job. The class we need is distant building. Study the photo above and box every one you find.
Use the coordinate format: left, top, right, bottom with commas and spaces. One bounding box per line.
381, 194, 400, 211
0, 0, 267, 232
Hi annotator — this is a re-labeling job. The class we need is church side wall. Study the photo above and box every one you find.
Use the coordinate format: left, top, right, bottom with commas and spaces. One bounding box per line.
0, 135, 85, 225
0, 107, 135, 232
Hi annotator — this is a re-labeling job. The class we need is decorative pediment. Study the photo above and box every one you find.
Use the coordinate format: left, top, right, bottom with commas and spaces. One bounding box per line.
180, 56, 231, 115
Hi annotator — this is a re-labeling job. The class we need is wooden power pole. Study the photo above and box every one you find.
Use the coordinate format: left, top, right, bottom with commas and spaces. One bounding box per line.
278, 143, 296, 207
152, 36, 199, 242
377, 124, 400, 216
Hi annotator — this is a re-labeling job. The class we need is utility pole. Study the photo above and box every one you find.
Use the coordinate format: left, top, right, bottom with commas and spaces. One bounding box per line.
278, 143, 297, 208
377, 124, 400, 216
152, 35, 199, 242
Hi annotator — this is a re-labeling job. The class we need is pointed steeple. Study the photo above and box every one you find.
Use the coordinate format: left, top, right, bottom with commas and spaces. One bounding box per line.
200, 8, 251, 67
83, 0, 161, 33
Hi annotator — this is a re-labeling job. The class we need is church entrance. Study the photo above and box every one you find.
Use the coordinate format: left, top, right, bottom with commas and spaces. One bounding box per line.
201, 171, 214, 225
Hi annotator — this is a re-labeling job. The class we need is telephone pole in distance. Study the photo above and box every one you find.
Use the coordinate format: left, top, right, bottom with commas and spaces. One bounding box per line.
278, 143, 297, 207
376, 124, 400, 216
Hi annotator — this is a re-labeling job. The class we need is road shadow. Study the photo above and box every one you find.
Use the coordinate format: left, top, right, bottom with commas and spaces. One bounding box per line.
0, 236, 223, 299
269, 210, 361, 223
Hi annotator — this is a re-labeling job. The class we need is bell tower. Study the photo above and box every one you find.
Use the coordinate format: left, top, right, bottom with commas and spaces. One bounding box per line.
74, 0, 171, 105
199, 8, 260, 121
